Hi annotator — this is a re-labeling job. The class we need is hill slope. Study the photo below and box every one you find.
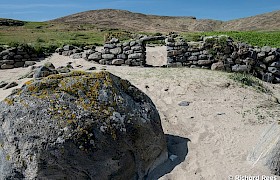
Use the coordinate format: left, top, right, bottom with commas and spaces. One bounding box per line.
220, 10, 280, 31
49, 9, 223, 32
49, 9, 280, 32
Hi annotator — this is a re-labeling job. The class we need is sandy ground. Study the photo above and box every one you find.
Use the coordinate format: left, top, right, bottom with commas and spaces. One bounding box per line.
1, 46, 280, 179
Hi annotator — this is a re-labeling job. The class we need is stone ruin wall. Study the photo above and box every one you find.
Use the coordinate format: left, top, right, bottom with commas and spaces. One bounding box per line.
56, 38, 147, 66
1, 35, 280, 83
0, 46, 43, 69
166, 35, 280, 83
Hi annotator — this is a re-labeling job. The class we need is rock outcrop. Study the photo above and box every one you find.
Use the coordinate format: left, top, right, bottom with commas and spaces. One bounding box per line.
0, 71, 167, 179
247, 122, 280, 175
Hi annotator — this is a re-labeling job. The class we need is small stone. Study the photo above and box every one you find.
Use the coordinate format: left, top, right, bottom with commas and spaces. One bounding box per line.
24, 61, 36, 67
264, 55, 276, 63
178, 101, 190, 106
3, 82, 18, 90
1, 64, 14, 69
87, 67, 96, 71
211, 62, 225, 71
112, 59, 124, 65
0, 81, 8, 88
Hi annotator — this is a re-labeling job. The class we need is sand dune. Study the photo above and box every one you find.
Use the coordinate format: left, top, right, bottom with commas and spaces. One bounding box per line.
0, 47, 280, 179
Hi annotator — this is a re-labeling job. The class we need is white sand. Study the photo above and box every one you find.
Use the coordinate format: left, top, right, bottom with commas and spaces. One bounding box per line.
1, 47, 280, 179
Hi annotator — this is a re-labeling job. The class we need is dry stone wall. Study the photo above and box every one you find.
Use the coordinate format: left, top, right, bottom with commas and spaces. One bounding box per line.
0, 46, 43, 69
58, 38, 146, 66
166, 35, 280, 83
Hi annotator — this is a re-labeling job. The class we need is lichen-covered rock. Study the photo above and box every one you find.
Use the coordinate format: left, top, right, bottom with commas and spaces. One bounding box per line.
0, 71, 167, 179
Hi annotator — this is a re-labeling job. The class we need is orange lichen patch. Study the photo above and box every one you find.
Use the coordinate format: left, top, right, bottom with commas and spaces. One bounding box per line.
4, 98, 14, 106
24, 80, 34, 86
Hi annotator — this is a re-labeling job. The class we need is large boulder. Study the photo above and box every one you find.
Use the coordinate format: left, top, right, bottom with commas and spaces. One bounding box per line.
247, 122, 280, 175
0, 71, 167, 179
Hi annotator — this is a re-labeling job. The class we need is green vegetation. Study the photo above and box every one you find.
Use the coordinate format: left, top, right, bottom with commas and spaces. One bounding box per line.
228, 73, 271, 93
1, 21, 280, 50
0, 21, 122, 48
181, 31, 280, 47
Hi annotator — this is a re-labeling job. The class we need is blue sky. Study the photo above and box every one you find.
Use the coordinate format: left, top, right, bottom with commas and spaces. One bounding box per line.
0, 0, 280, 21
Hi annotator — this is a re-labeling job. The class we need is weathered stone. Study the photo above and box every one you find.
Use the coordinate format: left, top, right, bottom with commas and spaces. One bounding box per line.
99, 59, 106, 65
33, 66, 58, 78
197, 60, 212, 65
16, 50, 27, 55
191, 52, 200, 56
131, 46, 143, 51
198, 54, 207, 60
167, 50, 183, 57
24, 61, 36, 67
109, 38, 119, 44
175, 56, 186, 62
187, 56, 198, 61
261, 46, 272, 53
23, 54, 30, 59
224, 46, 232, 54
232, 64, 251, 72
257, 52, 266, 59
62, 51, 72, 56
270, 61, 280, 68
8, 52, 15, 57
130, 41, 136, 46
104, 44, 116, 49
190, 65, 199, 68
178, 101, 190, 106
57, 67, 71, 74
0, 71, 167, 179
14, 54, 23, 60
167, 57, 174, 64
1, 64, 14, 69
268, 67, 280, 75
124, 50, 134, 55
201, 66, 211, 69
243, 57, 256, 65
72, 49, 82, 54
0, 81, 8, 88
274, 76, 280, 83
123, 46, 131, 51
248, 50, 257, 60
70, 53, 82, 59
231, 52, 238, 60
128, 53, 144, 59
102, 54, 115, 60
112, 59, 125, 65
166, 42, 175, 47
63, 45, 75, 51
262, 73, 274, 82
88, 52, 102, 61
117, 54, 127, 60
225, 58, 234, 65
264, 55, 276, 63
167, 62, 182, 67
211, 62, 225, 71
109, 47, 122, 55
122, 42, 130, 47
1, 60, 14, 65
3, 81, 18, 90
55, 47, 63, 53
14, 61, 25, 68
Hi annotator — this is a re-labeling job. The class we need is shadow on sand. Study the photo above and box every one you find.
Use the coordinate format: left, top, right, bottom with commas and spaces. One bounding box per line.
146, 134, 191, 180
